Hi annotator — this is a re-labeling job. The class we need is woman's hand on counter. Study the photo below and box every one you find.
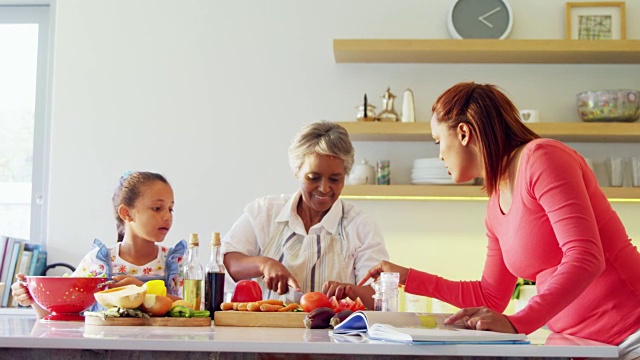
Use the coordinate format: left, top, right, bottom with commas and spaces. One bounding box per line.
445, 306, 517, 333
357, 260, 409, 286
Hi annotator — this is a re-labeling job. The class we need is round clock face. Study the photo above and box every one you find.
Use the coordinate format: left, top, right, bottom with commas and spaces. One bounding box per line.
448, 0, 513, 39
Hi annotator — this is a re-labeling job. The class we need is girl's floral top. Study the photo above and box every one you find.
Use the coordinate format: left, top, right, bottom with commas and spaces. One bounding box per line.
73, 239, 187, 297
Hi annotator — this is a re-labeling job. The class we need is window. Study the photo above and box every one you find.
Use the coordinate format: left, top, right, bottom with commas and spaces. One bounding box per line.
0, 3, 50, 244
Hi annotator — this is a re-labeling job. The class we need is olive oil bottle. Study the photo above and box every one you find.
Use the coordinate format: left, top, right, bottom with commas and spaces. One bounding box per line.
183, 233, 203, 310
205, 232, 226, 313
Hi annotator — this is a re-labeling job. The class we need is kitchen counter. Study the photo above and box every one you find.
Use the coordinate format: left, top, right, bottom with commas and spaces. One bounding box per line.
0, 312, 617, 359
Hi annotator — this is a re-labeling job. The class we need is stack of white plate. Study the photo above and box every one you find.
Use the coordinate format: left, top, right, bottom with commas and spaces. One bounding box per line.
411, 158, 455, 185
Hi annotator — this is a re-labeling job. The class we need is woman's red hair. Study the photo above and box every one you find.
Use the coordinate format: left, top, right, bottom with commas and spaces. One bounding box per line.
431, 82, 539, 195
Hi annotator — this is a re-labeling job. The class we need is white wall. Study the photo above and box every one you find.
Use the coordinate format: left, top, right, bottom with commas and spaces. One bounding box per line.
46, 0, 640, 280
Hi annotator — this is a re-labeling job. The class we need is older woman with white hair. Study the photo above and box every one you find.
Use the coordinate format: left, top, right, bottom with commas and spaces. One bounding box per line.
222, 121, 388, 308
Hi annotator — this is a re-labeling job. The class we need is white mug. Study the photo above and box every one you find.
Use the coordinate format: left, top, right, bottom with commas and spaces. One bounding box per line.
519, 109, 540, 123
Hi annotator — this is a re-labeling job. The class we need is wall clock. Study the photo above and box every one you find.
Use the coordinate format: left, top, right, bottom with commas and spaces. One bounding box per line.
447, 0, 514, 39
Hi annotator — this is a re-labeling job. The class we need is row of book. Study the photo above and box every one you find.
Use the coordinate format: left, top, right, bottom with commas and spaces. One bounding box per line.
0, 235, 47, 307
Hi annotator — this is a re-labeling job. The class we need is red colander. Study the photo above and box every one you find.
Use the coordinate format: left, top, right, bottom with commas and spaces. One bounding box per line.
23, 276, 109, 321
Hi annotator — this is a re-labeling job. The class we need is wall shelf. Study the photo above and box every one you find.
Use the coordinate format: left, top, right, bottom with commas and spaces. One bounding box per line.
336, 122, 640, 143
333, 39, 640, 64
335, 39, 640, 201
340, 185, 640, 203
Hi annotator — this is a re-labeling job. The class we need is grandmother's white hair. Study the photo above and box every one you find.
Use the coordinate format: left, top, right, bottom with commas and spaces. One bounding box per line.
288, 121, 355, 176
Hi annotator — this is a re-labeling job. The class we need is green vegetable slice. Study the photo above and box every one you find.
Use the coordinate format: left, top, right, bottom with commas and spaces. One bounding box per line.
168, 305, 195, 318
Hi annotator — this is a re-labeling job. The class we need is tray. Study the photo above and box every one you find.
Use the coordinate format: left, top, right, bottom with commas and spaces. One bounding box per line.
85, 316, 211, 327
213, 311, 307, 328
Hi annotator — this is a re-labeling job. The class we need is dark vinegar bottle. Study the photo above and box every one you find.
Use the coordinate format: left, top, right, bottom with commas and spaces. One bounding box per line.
205, 232, 226, 313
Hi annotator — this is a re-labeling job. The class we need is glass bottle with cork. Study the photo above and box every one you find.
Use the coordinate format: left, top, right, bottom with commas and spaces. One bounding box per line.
183, 233, 203, 310
205, 232, 226, 313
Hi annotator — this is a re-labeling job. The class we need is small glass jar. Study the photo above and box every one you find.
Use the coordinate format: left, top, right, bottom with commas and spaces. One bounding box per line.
376, 160, 390, 185
372, 272, 399, 312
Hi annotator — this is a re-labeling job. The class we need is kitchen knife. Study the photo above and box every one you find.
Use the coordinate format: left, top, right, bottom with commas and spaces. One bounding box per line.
284, 286, 303, 305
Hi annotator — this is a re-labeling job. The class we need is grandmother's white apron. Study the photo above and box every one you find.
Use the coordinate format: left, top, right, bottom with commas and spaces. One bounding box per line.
258, 215, 352, 299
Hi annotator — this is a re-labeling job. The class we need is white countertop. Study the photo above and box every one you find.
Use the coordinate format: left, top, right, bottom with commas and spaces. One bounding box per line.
0, 312, 617, 358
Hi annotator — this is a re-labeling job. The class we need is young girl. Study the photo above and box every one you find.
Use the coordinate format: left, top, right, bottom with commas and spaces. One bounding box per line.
11, 171, 186, 318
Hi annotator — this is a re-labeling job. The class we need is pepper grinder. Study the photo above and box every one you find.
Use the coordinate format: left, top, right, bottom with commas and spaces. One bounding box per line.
377, 87, 399, 122
401, 88, 415, 123
356, 93, 377, 122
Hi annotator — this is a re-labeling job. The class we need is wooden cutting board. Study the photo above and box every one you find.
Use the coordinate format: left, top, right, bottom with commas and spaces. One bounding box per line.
85, 316, 211, 327
214, 311, 307, 328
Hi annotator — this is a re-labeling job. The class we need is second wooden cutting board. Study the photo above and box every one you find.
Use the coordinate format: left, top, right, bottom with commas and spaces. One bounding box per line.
214, 311, 307, 328
85, 316, 211, 327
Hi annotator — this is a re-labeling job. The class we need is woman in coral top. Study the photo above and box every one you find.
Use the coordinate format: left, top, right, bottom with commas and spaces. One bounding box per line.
360, 82, 640, 359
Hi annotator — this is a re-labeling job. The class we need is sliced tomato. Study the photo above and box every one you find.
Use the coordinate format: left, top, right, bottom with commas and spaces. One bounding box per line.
338, 298, 354, 311
328, 296, 366, 312
352, 297, 366, 311
329, 295, 341, 313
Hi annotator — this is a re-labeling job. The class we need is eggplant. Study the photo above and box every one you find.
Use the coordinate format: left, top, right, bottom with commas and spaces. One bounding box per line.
303, 307, 335, 329
329, 309, 353, 328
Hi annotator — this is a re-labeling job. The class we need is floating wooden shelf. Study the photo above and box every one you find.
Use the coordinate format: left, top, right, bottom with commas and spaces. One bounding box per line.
333, 39, 640, 64
334, 39, 640, 202
341, 185, 486, 200
336, 122, 640, 143
340, 185, 640, 202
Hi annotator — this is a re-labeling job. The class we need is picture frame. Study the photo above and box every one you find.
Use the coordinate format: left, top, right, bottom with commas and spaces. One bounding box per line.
565, 2, 626, 40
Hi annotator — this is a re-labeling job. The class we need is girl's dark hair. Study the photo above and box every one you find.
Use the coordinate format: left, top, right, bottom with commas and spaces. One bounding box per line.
431, 82, 540, 195
113, 171, 169, 242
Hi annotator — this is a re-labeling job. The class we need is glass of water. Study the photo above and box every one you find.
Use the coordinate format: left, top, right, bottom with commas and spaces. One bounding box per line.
630, 157, 640, 187
606, 157, 624, 187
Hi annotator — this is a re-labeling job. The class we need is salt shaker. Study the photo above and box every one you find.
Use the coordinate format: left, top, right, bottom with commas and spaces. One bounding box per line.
401, 88, 415, 123
372, 272, 399, 312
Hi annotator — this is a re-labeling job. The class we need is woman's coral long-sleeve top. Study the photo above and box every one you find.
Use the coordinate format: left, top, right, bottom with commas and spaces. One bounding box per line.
405, 139, 640, 344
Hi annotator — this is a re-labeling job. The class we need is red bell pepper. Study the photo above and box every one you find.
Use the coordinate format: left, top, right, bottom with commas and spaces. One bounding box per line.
231, 280, 262, 302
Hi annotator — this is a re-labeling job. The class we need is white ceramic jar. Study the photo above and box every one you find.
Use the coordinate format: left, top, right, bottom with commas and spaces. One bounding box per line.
349, 159, 376, 185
